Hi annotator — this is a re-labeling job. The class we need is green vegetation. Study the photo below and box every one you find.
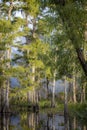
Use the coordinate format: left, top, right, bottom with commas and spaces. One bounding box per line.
0, 1, 87, 126
69, 103, 87, 123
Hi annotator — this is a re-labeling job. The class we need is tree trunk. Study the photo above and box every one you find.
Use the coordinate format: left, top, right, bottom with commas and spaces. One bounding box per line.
5, 80, 9, 112
64, 77, 68, 116
3, 0, 14, 113
51, 72, 56, 108
32, 66, 36, 104
83, 86, 86, 102
27, 91, 30, 103
5, 46, 11, 112
81, 85, 86, 103
76, 48, 87, 76
0, 87, 3, 112
68, 82, 73, 102
8, 0, 14, 20
73, 75, 77, 103
57, 1, 87, 76
2, 82, 6, 113
81, 90, 83, 104
46, 77, 49, 98
36, 91, 39, 104
64, 77, 69, 130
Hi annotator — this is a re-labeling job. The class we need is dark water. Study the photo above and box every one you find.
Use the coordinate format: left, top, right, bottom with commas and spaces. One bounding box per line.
0, 112, 86, 130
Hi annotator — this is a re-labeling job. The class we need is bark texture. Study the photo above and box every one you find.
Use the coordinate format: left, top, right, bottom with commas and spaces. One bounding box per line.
51, 72, 56, 108
73, 75, 77, 103
76, 48, 87, 76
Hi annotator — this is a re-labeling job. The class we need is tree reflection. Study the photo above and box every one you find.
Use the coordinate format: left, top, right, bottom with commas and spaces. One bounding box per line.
83, 126, 86, 130
64, 77, 69, 130
52, 114, 55, 130
64, 112, 69, 130
27, 112, 39, 130
0, 113, 10, 130
69, 116, 72, 130
0, 111, 86, 130
73, 117, 77, 130
47, 113, 50, 130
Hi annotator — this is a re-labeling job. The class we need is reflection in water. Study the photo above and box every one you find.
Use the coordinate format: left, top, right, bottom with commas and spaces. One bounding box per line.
0, 113, 10, 130
52, 114, 55, 130
69, 115, 73, 130
64, 112, 68, 130
73, 117, 77, 130
0, 112, 86, 130
84, 126, 86, 130
27, 112, 39, 130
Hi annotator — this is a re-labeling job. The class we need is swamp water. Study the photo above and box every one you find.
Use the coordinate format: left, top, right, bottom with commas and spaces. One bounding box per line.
0, 111, 86, 130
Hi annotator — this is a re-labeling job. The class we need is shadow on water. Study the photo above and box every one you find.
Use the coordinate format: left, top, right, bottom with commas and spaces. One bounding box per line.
0, 111, 87, 130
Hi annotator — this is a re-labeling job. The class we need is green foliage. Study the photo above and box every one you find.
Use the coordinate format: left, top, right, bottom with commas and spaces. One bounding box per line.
39, 99, 51, 108
0, 0, 87, 109
69, 103, 87, 124
22, 0, 40, 16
